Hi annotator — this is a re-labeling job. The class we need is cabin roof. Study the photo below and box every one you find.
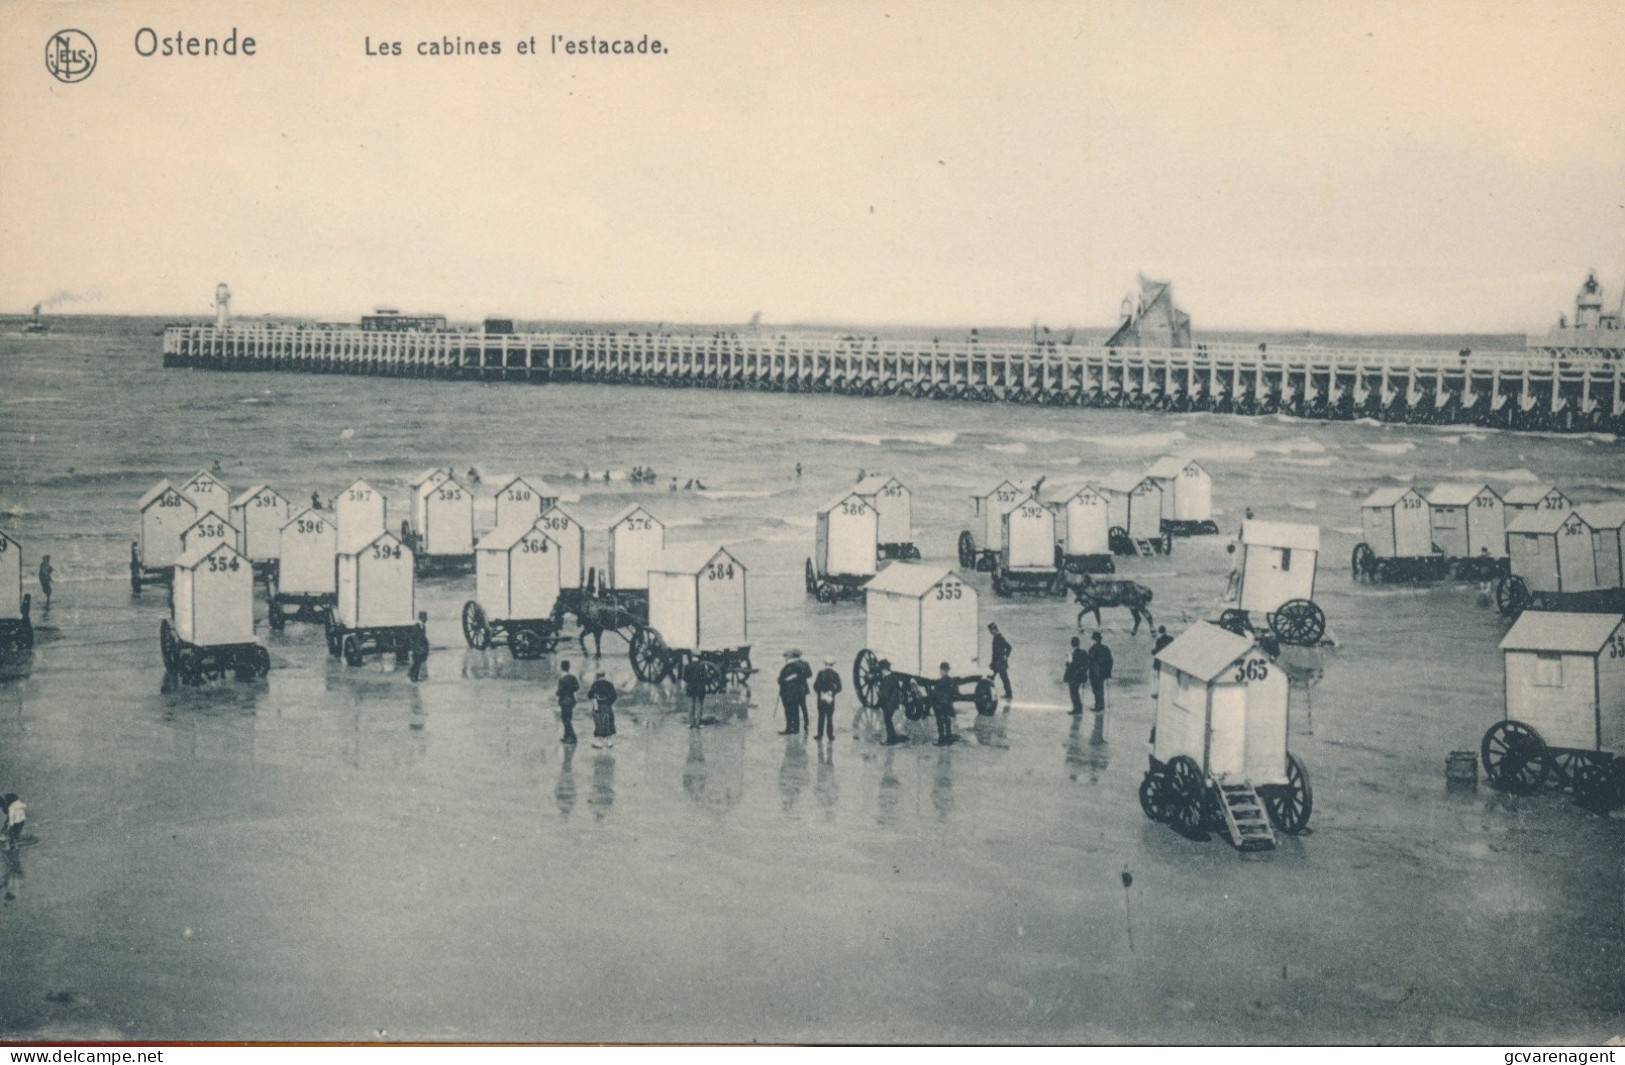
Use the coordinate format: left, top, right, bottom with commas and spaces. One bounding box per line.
1427, 483, 1498, 507
651, 543, 741, 575
540, 503, 581, 526
495, 474, 554, 497
1043, 481, 1104, 506
1575, 502, 1625, 530
1099, 471, 1152, 494
972, 480, 1022, 501
184, 509, 232, 532
1500, 611, 1623, 654
1506, 508, 1584, 535
855, 474, 906, 496
281, 506, 328, 531
176, 539, 241, 570
1501, 484, 1563, 506
1155, 622, 1257, 683
416, 472, 466, 499
1240, 519, 1320, 552
181, 469, 223, 491
230, 484, 282, 508
1145, 455, 1203, 480
337, 529, 406, 557
409, 467, 451, 487
818, 488, 872, 514
863, 562, 958, 599
138, 479, 180, 510
341, 477, 380, 495
478, 521, 555, 553
1363, 486, 1421, 508
608, 504, 662, 529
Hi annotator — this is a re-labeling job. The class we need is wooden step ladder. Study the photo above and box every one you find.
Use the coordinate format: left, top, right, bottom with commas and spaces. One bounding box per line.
1215, 779, 1276, 851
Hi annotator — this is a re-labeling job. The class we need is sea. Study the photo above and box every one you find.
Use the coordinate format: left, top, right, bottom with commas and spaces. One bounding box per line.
0, 316, 1620, 1043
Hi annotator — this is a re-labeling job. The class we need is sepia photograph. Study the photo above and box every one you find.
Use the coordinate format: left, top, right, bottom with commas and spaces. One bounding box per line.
1, 0, 1622, 1046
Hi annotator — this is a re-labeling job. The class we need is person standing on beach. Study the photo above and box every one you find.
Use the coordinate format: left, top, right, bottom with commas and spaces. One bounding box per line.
877, 660, 907, 745
1064, 636, 1088, 716
587, 672, 618, 749
556, 661, 580, 745
1152, 626, 1174, 657
777, 649, 812, 736
682, 657, 710, 729
930, 663, 958, 746
2, 794, 24, 849
406, 612, 430, 682
988, 623, 1012, 701
1086, 632, 1114, 714
37, 555, 53, 610
813, 657, 842, 741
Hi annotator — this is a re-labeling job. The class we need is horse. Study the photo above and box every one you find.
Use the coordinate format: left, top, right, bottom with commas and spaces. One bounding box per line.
553, 571, 646, 657
1057, 570, 1155, 634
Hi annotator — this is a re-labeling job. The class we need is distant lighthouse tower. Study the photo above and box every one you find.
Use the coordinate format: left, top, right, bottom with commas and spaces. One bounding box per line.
213, 282, 232, 329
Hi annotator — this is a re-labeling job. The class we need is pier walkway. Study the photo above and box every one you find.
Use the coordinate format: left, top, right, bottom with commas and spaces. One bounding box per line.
162, 325, 1625, 433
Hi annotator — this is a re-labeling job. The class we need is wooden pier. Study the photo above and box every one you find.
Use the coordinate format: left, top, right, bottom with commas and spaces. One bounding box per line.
162, 325, 1625, 433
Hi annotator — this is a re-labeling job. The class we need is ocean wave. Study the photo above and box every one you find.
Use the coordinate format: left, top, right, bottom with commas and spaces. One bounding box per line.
1258, 438, 1327, 455
1076, 430, 1188, 450
1287, 500, 1319, 511
1453, 468, 1540, 483
3, 396, 68, 404
827, 431, 958, 448
1283, 457, 1337, 468
1364, 442, 1415, 456
1188, 444, 1256, 462
696, 489, 784, 500
984, 442, 1028, 455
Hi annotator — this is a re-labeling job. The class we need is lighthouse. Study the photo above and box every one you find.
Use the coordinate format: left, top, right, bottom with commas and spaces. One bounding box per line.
213, 283, 231, 329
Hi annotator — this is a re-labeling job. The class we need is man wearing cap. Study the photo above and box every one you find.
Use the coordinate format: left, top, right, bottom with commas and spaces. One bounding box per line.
813, 657, 842, 742
407, 611, 430, 682
930, 662, 958, 745
1087, 631, 1114, 714
988, 623, 1012, 701
777, 649, 813, 735
1063, 635, 1088, 715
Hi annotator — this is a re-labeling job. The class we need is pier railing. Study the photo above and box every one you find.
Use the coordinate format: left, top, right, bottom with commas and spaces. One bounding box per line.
162, 325, 1625, 433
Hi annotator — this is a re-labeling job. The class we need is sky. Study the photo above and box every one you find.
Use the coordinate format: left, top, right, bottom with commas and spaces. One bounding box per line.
3, 0, 1623, 333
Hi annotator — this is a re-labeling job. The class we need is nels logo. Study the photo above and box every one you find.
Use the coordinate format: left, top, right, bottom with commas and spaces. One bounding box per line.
45, 29, 96, 83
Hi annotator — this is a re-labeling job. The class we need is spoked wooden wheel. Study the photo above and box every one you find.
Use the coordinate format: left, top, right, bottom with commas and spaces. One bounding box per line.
804, 559, 817, 595
159, 619, 180, 673
1139, 771, 1172, 823
462, 600, 491, 649
1163, 755, 1208, 838
698, 659, 725, 694
1494, 576, 1530, 618
510, 627, 545, 660
991, 563, 1010, 597
853, 649, 883, 709
1216, 609, 1251, 637
343, 634, 366, 667
1262, 753, 1313, 834
957, 531, 976, 570
1572, 758, 1624, 814
1270, 599, 1325, 646
1351, 543, 1375, 581
1481, 720, 1550, 795
253, 646, 271, 678
629, 626, 667, 682
901, 679, 930, 721
972, 678, 996, 715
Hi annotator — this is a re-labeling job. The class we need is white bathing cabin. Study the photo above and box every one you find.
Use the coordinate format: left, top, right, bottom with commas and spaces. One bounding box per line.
1361, 487, 1434, 558
1001, 495, 1056, 572
815, 490, 879, 578
1144, 456, 1213, 526
492, 476, 559, 530
537, 505, 585, 591
1046, 483, 1112, 558
1501, 485, 1570, 520
1506, 509, 1604, 595
1099, 471, 1164, 542
277, 507, 338, 596
1426, 484, 1506, 559
1153, 622, 1291, 785
335, 479, 387, 552
412, 473, 474, 556
475, 520, 562, 623
335, 530, 417, 630
607, 506, 666, 592
1499, 612, 1625, 756
863, 563, 979, 677
229, 485, 290, 563
178, 470, 232, 518
172, 541, 255, 647
180, 510, 237, 555
139, 479, 199, 569
0, 528, 24, 622
970, 481, 1029, 552
1238, 520, 1320, 616
1577, 503, 1625, 590
855, 475, 912, 547
648, 545, 749, 653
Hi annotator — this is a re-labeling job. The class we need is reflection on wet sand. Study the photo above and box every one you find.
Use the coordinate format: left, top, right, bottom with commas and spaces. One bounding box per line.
814, 742, 838, 816
971, 715, 1007, 748
778, 739, 810, 815
1064, 714, 1109, 783
2, 845, 22, 903
589, 753, 615, 821
555, 744, 578, 819
931, 748, 953, 822
877, 747, 900, 826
